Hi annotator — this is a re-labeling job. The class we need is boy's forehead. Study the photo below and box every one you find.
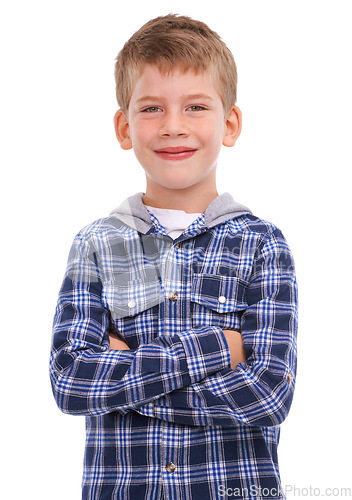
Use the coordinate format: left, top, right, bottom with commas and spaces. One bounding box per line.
137, 62, 209, 81
131, 63, 217, 97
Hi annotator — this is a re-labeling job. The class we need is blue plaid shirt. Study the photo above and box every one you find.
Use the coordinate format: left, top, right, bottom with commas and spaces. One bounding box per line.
50, 192, 298, 500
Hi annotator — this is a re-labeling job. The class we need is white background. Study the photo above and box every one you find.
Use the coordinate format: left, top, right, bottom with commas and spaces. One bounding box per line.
1, 1, 351, 498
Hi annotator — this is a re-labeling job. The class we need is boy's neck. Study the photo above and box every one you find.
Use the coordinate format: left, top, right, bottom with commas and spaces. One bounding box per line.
142, 184, 219, 214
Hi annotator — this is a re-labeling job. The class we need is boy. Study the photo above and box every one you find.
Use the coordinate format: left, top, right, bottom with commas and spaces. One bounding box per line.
50, 14, 297, 500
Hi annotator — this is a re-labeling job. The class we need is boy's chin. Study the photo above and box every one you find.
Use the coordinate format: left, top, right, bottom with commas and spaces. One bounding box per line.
146, 171, 212, 192
150, 179, 204, 192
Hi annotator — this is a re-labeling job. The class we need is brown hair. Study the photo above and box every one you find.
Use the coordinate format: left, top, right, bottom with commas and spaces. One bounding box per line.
114, 14, 238, 113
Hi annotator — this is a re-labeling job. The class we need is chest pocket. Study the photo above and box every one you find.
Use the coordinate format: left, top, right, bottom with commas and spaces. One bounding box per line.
191, 273, 248, 329
103, 277, 161, 320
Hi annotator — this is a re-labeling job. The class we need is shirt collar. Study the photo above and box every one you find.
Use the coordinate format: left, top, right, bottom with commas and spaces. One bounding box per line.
110, 192, 252, 235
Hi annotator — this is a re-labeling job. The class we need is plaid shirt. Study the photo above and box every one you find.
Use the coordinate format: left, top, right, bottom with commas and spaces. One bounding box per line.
50, 192, 298, 500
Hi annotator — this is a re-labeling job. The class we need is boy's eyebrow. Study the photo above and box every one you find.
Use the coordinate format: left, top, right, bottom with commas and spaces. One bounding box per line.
135, 93, 215, 104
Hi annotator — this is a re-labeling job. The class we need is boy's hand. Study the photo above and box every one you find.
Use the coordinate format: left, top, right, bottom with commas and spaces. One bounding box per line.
222, 329, 246, 370
109, 333, 131, 350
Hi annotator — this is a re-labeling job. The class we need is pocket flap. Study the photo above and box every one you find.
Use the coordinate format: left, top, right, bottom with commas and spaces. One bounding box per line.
104, 278, 161, 318
191, 273, 248, 313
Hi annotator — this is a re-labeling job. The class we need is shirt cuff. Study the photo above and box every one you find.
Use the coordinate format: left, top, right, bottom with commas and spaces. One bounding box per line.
177, 326, 231, 384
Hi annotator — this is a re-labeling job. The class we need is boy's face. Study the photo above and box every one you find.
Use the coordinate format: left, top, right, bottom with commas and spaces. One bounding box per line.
114, 64, 241, 198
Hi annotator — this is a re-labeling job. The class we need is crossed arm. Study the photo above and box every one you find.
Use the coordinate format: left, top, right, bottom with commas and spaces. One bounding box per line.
108, 329, 250, 427
109, 329, 246, 370
50, 227, 297, 427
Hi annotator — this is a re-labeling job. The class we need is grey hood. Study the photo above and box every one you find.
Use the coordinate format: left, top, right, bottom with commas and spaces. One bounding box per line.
110, 192, 252, 234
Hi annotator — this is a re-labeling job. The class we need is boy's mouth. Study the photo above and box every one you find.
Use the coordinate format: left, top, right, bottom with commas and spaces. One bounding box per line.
154, 146, 197, 161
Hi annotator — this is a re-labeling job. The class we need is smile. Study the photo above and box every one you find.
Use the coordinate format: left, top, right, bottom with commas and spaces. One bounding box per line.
154, 147, 197, 161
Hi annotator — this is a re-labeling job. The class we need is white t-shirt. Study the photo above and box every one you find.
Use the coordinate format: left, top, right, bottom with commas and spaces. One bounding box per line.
145, 205, 202, 240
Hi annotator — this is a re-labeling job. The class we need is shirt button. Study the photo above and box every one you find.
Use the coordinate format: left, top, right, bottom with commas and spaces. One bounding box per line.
287, 373, 293, 383
169, 292, 179, 301
174, 242, 181, 249
218, 296, 227, 304
127, 300, 136, 309
166, 462, 176, 473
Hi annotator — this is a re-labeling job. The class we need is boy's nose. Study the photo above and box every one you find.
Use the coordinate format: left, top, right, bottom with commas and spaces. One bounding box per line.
159, 111, 189, 137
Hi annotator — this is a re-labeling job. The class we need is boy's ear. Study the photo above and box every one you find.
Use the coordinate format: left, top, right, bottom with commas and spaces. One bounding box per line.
114, 109, 133, 150
222, 105, 242, 147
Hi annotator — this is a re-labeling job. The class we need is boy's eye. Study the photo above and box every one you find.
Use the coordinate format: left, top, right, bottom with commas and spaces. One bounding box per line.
188, 105, 206, 111
142, 106, 161, 113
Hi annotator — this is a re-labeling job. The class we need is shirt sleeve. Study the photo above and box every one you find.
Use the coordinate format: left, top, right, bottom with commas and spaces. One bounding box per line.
49, 233, 231, 416
135, 228, 298, 427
